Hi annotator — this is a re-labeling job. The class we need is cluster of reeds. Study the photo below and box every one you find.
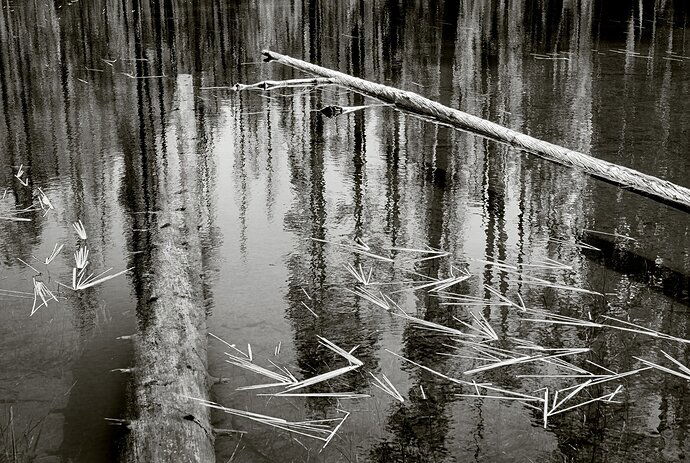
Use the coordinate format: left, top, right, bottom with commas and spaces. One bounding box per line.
203, 333, 366, 447
185, 396, 350, 448
214, 333, 365, 399
333, 237, 690, 421
14, 164, 28, 187
206, 233, 690, 446
0, 170, 131, 315
30, 278, 58, 316
64, 222, 132, 292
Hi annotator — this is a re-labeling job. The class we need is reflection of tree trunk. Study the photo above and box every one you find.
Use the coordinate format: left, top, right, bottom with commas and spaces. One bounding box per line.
371, 3, 460, 461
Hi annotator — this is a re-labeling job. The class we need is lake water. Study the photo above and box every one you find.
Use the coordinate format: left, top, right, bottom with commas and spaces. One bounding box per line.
1, 1, 689, 462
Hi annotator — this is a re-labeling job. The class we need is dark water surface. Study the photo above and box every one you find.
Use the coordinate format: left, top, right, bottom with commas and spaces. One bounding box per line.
1, 1, 689, 462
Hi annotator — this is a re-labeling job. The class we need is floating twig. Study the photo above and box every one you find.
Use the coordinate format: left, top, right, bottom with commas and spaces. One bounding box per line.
232, 78, 335, 92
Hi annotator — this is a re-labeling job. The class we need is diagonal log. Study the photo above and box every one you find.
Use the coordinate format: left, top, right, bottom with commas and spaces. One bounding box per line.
254, 49, 690, 212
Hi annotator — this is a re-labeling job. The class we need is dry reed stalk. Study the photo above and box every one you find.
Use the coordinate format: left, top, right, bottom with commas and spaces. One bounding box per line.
30, 279, 58, 316
343, 263, 373, 285
634, 351, 690, 381
73, 220, 87, 240
310, 238, 393, 262
185, 396, 349, 447
301, 302, 319, 317
70, 266, 133, 291
369, 373, 404, 402
44, 243, 64, 265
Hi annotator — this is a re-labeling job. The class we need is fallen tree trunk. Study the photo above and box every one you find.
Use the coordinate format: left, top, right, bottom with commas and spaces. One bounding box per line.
258, 49, 690, 212
121, 75, 215, 463
123, 195, 215, 463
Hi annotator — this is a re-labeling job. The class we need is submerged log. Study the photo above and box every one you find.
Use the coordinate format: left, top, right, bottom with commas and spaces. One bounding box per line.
257, 49, 690, 212
123, 201, 215, 463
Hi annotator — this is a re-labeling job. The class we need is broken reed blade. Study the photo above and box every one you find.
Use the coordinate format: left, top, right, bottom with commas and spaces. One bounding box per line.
343, 262, 372, 285
546, 237, 601, 252
282, 365, 360, 394
209, 332, 250, 358
660, 350, 690, 376
17, 257, 40, 274
507, 272, 603, 296
430, 275, 472, 292
474, 258, 518, 270
450, 313, 499, 341
346, 287, 391, 311
395, 311, 470, 338
519, 316, 603, 329
224, 355, 293, 384
482, 285, 526, 310
437, 292, 512, 307
300, 301, 319, 317
322, 411, 350, 448
317, 335, 363, 366
0, 215, 31, 222
0, 288, 34, 299
517, 257, 573, 271
582, 228, 637, 242
383, 245, 447, 255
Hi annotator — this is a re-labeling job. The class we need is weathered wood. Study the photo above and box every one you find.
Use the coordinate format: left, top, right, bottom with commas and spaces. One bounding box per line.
123, 201, 215, 463
259, 49, 690, 212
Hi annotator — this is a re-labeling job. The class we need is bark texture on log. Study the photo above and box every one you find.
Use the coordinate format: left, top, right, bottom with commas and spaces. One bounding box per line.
123, 235, 214, 463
